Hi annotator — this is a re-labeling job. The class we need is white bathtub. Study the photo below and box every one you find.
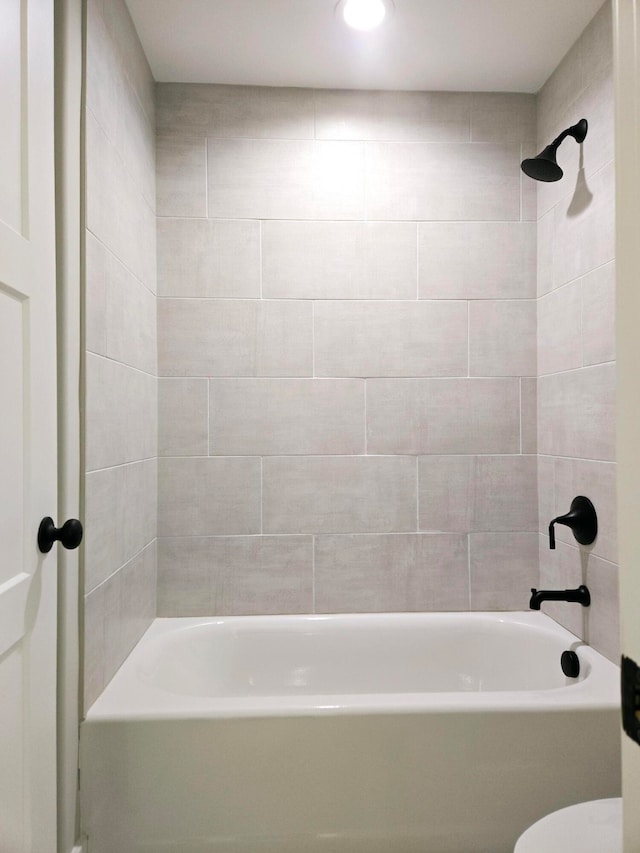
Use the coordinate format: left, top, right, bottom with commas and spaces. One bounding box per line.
81, 612, 621, 853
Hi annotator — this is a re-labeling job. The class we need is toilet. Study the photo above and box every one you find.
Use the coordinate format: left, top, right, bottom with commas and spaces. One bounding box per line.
514, 798, 622, 853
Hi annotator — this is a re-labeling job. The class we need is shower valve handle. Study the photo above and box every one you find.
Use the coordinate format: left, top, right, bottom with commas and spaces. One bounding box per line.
548, 496, 597, 550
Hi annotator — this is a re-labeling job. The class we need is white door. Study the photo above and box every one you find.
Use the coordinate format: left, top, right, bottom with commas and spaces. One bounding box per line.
0, 0, 58, 851
614, 1, 640, 850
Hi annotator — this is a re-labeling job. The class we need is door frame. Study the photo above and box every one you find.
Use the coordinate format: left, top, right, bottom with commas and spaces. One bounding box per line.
613, 0, 640, 848
54, 0, 83, 850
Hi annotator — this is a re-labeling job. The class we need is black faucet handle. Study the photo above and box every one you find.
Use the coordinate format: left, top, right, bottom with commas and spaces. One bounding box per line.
548, 496, 597, 550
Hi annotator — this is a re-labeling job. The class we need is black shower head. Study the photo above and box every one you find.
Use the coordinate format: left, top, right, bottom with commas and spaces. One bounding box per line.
521, 118, 588, 183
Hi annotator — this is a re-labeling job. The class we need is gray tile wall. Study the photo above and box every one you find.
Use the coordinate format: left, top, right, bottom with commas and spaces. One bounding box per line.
156, 84, 539, 617
535, 2, 618, 661
83, 0, 157, 709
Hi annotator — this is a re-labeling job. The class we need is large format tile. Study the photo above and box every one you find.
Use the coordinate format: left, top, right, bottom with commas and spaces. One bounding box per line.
158, 299, 313, 376
156, 83, 315, 139
314, 534, 469, 612
538, 363, 615, 461
156, 136, 206, 217
418, 456, 537, 533
538, 538, 589, 639
582, 262, 615, 367
469, 533, 539, 610
207, 139, 365, 220
159, 378, 209, 457
418, 222, 536, 299
469, 300, 536, 377
158, 457, 261, 536
262, 221, 417, 300
262, 456, 417, 534
102, 0, 155, 126
158, 536, 313, 616
157, 219, 261, 298
85, 354, 157, 471
314, 90, 470, 142
537, 282, 582, 376
586, 553, 619, 663
105, 252, 156, 375
209, 378, 364, 455
84, 584, 105, 710
470, 93, 536, 143
367, 378, 520, 454
551, 161, 615, 289
85, 459, 157, 594
85, 231, 108, 357
314, 301, 468, 377
521, 378, 538, 454
365, 142, 520, 221
552, 457, 617, 564
118, 542, 157, 667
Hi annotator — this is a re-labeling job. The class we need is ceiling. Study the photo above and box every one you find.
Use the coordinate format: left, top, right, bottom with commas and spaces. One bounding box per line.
126, 0, 606, 93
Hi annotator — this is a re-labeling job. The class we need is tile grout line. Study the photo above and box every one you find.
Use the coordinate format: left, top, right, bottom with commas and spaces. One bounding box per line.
204, 137, 209, 217
312, 535, 316, 613
312, 301, 316, 378
519, 378, 523, 454
467, 301, 470, 377
207, 378, 211, 455
259, 220, 263, 298
364, 380, 368, 454
416, 456, 419, 532
415, 221, 420, 300
467, 532, 472, 610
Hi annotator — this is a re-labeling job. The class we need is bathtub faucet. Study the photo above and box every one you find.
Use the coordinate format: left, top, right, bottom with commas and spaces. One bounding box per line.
529, 585, 591, 610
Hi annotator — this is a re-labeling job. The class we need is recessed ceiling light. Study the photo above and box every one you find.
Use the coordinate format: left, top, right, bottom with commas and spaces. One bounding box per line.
341, 0, 387, 31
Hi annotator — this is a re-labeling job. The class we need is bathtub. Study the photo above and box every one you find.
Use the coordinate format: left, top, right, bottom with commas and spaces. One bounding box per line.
80, 612, 621, 853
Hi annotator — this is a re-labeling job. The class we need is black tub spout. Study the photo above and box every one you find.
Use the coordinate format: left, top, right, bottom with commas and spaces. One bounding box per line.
529, 585, 591, 611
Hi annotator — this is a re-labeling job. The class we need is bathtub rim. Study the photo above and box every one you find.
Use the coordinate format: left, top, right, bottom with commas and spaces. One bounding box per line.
84, 610, 621, 722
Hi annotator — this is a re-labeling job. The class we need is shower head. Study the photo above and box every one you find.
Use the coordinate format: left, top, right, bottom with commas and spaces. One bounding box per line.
521, 118, 588, 183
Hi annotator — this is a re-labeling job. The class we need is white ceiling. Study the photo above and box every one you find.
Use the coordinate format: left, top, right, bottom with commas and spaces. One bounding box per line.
126, 0, 606, 93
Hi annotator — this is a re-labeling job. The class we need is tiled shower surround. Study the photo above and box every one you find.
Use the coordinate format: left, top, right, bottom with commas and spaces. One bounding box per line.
155, 86, 540, 618
83, 0, 157, 708
536, 2, 617, 661
83, 0, 618, 709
